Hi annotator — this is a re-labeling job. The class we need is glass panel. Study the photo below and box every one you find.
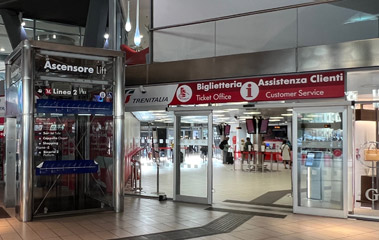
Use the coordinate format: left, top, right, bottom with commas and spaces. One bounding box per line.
297, 112, 343, 210
33, 115, 114, 214
353, 103, 379, 217
216, 9, 297, 57
298, 0, 378, 47
35, 20, 81, 35
32, 53, 114, 216
178, 115, 208, 198
0, 25, 13, 54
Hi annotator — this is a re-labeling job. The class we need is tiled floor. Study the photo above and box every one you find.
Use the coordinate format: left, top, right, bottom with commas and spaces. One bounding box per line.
136, 155, 293, 205
0, 197, 379, 240
1, 155, 378, 239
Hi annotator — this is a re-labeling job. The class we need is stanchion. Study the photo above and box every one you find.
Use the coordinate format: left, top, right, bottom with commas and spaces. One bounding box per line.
152, 158, 165, 195
130, 157, 142, 192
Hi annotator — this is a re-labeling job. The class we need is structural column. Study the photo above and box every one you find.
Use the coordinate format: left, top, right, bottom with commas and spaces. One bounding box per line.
4, 63, 16, 208
113, 55, 125, 212
19, 40, 34, 222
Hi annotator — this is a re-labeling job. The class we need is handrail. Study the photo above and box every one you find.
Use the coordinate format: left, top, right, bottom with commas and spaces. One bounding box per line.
151, 0, 341, 31
126, 147, 144, 159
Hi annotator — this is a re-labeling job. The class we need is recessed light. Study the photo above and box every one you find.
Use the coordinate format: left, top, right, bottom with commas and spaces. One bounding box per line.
270, 116, 284, 119
243, 112, 261, 115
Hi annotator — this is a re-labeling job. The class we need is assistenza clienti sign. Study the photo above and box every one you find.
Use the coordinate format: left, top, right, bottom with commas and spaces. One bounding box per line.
125, 71, 345, 107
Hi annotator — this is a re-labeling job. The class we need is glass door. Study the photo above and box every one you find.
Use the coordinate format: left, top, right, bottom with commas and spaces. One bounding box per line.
352, 101, 379, 218
293, 107, 348, 218
173, 111, 213, 204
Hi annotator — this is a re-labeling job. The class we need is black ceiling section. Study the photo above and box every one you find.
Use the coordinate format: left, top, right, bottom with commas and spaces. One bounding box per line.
332, 0, 379, 15
0, 0, 90, 27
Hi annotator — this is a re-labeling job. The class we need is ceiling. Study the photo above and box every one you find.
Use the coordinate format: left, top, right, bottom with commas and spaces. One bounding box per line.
132, 105, 294, 125
0, 0, 90, 26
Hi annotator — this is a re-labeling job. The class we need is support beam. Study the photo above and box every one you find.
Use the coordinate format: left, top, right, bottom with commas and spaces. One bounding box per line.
83, 0, 109, 48
0, 9, 22, 49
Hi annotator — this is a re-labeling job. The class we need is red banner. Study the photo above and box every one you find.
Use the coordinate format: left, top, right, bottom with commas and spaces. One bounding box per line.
169, 71, 345, 105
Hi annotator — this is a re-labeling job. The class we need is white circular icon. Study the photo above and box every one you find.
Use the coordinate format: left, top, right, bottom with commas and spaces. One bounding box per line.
176, 85, 192, 103
240, 82, 259, 101
99, 91, 106, 98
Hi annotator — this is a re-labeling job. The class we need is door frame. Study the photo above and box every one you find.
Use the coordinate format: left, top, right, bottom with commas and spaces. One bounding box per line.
173, 110, 213, 204
292, 106, 349, 218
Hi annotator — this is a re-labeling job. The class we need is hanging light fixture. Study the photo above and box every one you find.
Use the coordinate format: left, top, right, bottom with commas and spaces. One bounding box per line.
125, 1, 132, 32
134, 0, 141, 46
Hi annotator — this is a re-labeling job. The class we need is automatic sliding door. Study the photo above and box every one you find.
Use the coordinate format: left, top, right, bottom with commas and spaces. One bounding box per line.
174, 111, 213, 204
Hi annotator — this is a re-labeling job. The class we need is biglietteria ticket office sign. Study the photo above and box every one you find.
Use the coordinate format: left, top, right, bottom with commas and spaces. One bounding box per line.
125, 71, 345, 107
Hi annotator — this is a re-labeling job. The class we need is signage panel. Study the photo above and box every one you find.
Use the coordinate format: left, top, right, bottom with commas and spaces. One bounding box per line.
125, 71, 345, 108
36, 99, 113, 115
36, 160, 98, 175
170, 71, 345, 105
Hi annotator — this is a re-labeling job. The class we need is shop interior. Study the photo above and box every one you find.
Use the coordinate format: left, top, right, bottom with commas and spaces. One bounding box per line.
125, 105, 346, 211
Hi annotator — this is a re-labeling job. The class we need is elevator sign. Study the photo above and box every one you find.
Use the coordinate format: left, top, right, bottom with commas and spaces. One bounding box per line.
124, 71, 345, 108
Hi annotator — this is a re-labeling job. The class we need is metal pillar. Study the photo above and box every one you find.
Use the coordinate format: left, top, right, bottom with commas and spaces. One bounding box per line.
109, 0, 117, 50
19, 40, 34, 222
4, 63, 16, 208
113, 55, 125, 212
83, 0, 109, 48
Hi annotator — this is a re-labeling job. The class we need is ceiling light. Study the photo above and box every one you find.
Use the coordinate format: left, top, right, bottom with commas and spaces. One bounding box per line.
270, 116, 284, 119
21, 21, 25, 27
52, 34, 56, 39
0, 48, 5, 52
281, 113, 293, 116
214, 110, 227, 113
269, 119, 281, 122
226, 109, 239, 111
287, 109, 293, 112
148, 110, 165, 113
243, 112, 261, 115
104, 33, 109, 39
125, 1, 132, 32
134, 0, 141, 46
228, 102, 248, 105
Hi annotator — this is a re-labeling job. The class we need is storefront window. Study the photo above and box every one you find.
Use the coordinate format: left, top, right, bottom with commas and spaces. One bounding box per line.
353, 102, 379, 217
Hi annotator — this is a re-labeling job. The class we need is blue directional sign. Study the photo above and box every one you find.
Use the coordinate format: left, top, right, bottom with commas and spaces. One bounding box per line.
36, 160, 99, 175
35, 99, 113, 115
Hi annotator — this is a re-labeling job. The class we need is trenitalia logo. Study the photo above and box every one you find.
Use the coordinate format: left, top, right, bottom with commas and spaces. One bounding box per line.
125, 89, 135, 104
